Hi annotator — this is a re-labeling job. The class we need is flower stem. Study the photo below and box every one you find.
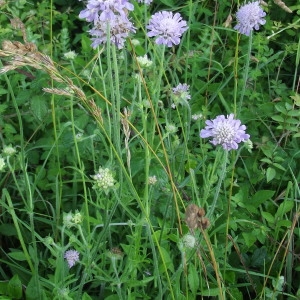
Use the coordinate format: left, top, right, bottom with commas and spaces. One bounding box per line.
207, 150, 228, 218
238, 31, 252, 114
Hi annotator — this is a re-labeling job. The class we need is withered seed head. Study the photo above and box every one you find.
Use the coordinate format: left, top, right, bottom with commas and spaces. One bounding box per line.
185, 204, 210, 231
185, 204, 200, 230
197, 207, 206, 218
199, 217, 210, 230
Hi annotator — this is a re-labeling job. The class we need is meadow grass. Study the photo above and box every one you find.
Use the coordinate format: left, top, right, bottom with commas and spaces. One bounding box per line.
0, 0, 299, 299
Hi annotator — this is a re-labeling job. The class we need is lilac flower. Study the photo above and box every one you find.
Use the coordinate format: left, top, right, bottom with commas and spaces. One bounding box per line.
200, 114, 250, 150
79, 2, 102, 24
98, 0, 134, 21
79, 0, 135, 48
147, 11, 188, 47
79, 0, 134, 23
89, 16, 136, 49
64, 249, 80, 268
234, 1, 266, 36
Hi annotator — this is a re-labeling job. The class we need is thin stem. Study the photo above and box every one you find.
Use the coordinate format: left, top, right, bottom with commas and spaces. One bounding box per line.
238, 32, 252, 114
207, 150, 228, 218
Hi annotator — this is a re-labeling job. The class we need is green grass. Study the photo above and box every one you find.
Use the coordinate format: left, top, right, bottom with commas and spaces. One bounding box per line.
0, 0, 299, 299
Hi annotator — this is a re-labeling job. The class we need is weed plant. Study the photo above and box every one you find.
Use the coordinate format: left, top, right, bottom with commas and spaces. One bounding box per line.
0, 0, 299, 299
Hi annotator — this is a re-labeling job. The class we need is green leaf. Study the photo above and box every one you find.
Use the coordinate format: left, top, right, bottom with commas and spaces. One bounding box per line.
290, 93, 300, 106
82, 293, 93, 300
250, 247, 268, 268
251, 190, 275, 208
8, 251, 27, 261
266, 167, 276, 182
103, 296, 120, 300
188, 263, 199, 295
3, 124, 17, 134
228, 287, 243, 300
260, 158, 273, 164
287, 110, 300, 117
8, 275, 22, 299
0, 224, 17, 236
81, 34, 92, 54
200, 288, 224, 296
275, 201, 294, 219
242, 232, 257, 248
272, 163, 286, 171
30, 95, 48, 122
293, 132, 300, 138
275, 104, 287, 114
158, 246, 174, 272
0, 88, 8, 96
271, 115, 284, 122
276, 220, 292, 228
224, 270, 236, 284
0, 281, 8, 295
0, 103, 8, 114
159, 0, 175, 7
261, 211, 275, 224
25, 276, 41, 300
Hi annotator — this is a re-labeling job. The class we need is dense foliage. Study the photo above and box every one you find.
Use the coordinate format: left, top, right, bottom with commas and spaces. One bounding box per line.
0, 0, 299, 299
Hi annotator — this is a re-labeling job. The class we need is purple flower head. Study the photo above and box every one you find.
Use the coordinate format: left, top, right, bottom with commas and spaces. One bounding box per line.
172, 83, 191, 100
79, 1, 102, 24
98, 0, 134, 21
89, 16, 136, 49
64, 249, 80, 268
234, 1, 266, 36
147, 11, 188, 47
200, 114, 250, 151
79, 0, 134, 23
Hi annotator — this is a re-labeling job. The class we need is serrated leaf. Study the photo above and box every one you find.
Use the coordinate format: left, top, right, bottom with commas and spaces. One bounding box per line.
30, 95, 48, 122
0, 103, 8, 114
251, 247, 267, 268
3, 124, 17, 134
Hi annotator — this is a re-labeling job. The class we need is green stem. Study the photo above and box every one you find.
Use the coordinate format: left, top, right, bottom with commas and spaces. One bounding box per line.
70, 97, 90, 236
3, 189, 34, 273
238, 32, 252, 114
207, 150, 228, 218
